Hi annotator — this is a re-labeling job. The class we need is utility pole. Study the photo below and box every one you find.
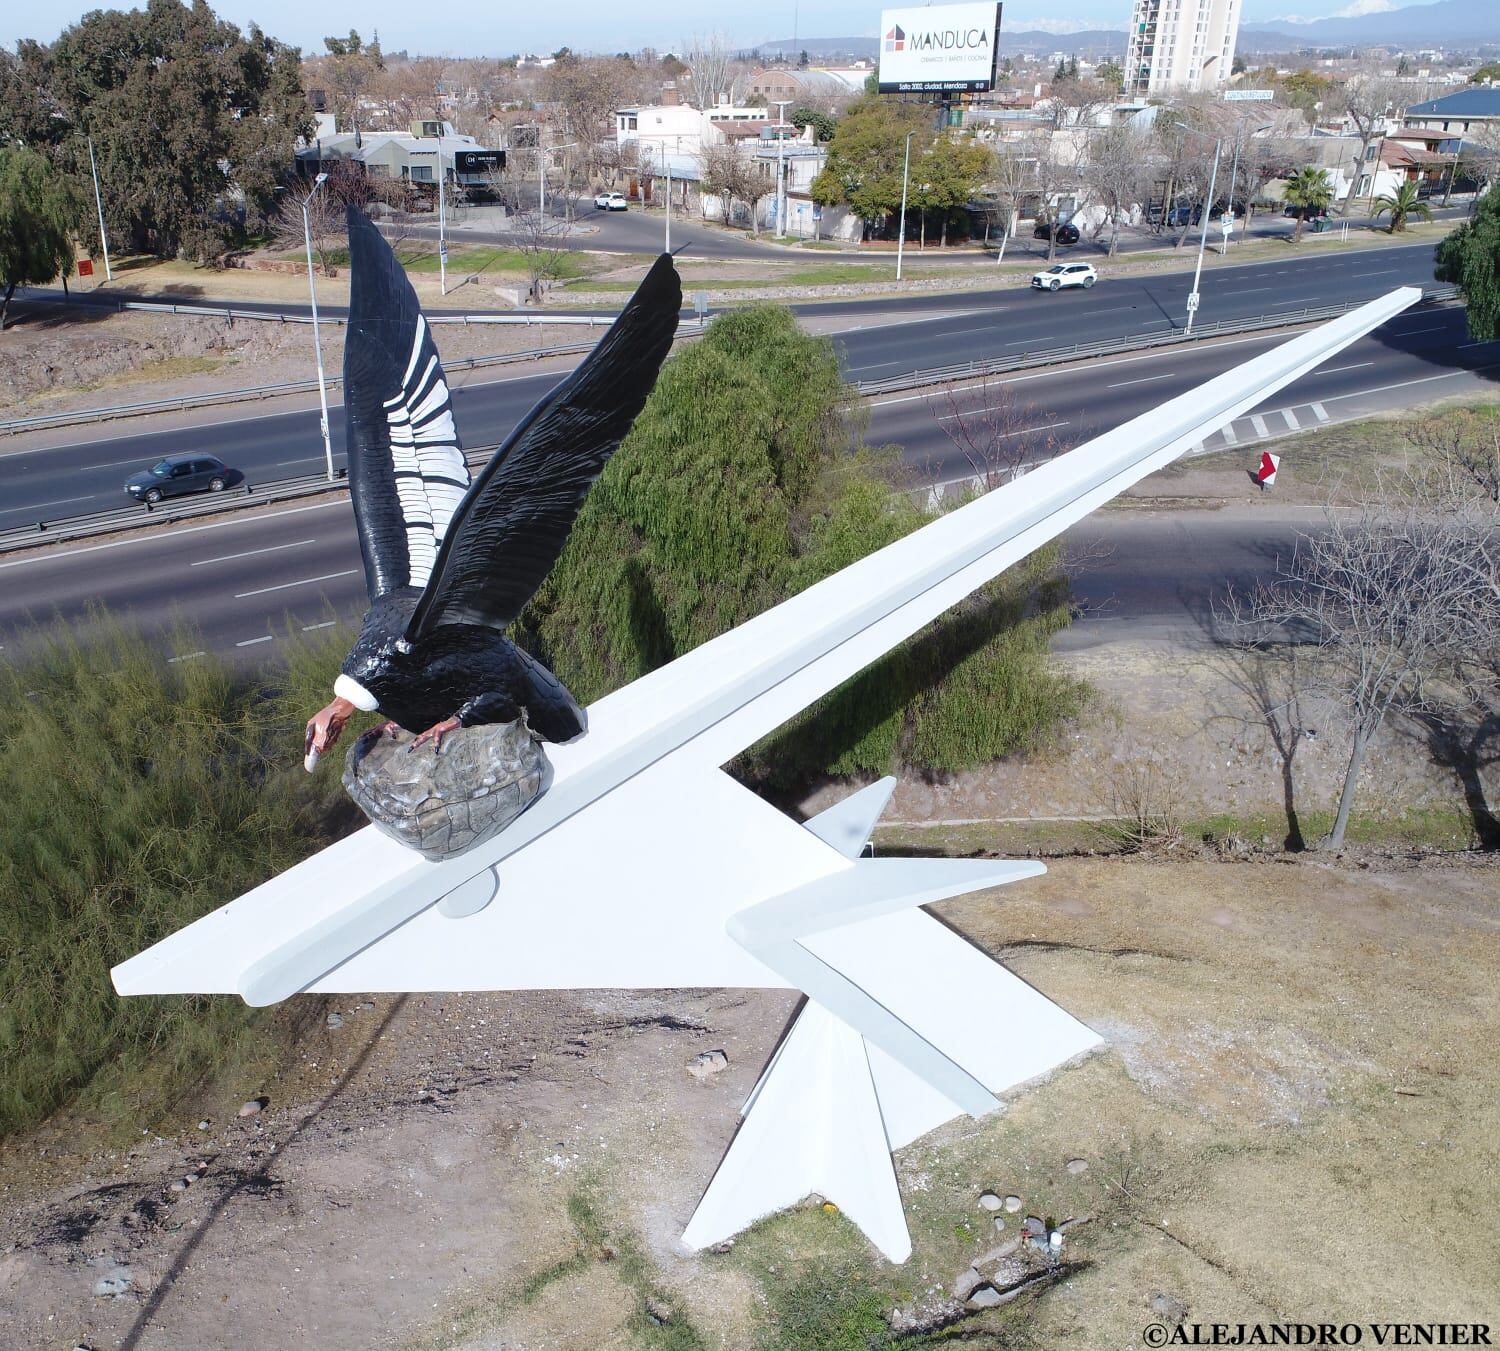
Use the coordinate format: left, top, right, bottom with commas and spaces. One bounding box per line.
300, 173, 336, 482
1185, 138, 1221, 334
1444, 135, 1464, 207
87, 137, 112, 281
773, 99, 792, 238
896, 130, 915, 282
665, 160, 671, 253
437, 123, 447, 296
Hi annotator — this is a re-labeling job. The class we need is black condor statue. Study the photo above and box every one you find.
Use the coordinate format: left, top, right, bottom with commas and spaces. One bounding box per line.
304, 208, 681, 771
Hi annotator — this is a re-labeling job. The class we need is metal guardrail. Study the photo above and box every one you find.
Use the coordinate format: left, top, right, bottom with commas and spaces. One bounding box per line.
49, 294, 620, 329
853, 285, 1460, 396
0, 289, 1462, 558
1, 318, 705, 437
0, 443, 503, 553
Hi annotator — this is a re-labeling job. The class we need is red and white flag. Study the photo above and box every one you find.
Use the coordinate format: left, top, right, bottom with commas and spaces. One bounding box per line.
1256, 451, 1280, 487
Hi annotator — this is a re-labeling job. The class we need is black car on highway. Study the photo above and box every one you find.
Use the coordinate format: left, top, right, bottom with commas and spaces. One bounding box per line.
1033, 220, 1081, 246
125, 453, 236, 505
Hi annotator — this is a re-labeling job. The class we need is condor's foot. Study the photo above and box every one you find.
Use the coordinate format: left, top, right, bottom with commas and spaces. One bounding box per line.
408, 716, 462, 755
356, 720, 400, 749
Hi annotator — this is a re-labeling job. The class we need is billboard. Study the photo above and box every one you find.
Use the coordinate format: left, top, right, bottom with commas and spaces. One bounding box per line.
878, 2, 1002, 94
454, 149, 506, 175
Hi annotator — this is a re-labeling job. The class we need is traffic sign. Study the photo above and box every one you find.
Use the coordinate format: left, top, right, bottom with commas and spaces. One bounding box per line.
1185, 291, 1201, 314
1220, 212, 1234, 236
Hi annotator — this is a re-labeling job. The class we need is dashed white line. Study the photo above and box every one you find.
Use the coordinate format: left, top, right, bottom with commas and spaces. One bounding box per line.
233, 569, 359, 599
192, 538, 317, 567
1106, 372, 1178, 389
0, 492, 100, 515
1250, 414, 1270, 438
1311, 402, 1330, 422
168, 650, 206, 663
1458, 340, 1497, 349
301, 620, 338, 631
1317, 361, 1375, 375
1220, 422, 1238, 445
1282, 407, 1302, 430
235, 635, 274, 647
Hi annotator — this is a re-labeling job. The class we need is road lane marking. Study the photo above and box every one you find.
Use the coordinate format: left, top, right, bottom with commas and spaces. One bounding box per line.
168, 651, 206, 663
235, 635, 274, 647
301, 620, 338, 631
1316, 361, 1374, 374
1250, 414, 1269, 437
1458, 340, 1497, 349
277, 456, 325, 466
1321, 361, 1500, 402
1106, 373, 1178, 389
1282, 407, 1301, 430
1311, 402, 1330, 422
1220, 422, 1238, 445
0, 499, 350, 572
191, 538, 316, 567
0, 492, 101, 516
233, 569, 359, 599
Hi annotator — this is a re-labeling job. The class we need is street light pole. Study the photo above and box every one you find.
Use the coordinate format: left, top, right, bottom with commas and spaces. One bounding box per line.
773, 99, 791, 238
1444, 135, 1464, 207
896, 130, 915, 282
437, 123, 447, 296
1185, 138, 1221, 334
300, 173, 336, 483
665, 159, 671, 253
86, 137, 112, 282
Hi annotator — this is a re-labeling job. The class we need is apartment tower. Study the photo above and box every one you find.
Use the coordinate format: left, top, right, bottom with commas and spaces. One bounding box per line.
1125, 0, 1241, 95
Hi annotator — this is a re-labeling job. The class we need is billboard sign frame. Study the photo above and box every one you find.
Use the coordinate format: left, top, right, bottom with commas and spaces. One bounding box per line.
878, 2, 1002, 94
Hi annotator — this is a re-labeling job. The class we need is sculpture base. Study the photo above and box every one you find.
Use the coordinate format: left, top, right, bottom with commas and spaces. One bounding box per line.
342, 720, 550, 862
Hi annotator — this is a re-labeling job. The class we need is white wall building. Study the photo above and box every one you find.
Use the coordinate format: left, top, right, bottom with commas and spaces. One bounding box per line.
615, 104, 770, 162
1125, 0, 1240, 95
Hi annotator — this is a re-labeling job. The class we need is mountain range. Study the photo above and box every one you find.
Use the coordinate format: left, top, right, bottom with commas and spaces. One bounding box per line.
756, 1, 1495, 61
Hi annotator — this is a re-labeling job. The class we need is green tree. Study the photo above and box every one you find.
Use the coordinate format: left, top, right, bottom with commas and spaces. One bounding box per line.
1436, 189, 1500, 339
1282, 166, 1334, 242
0, 147, 77, 329
909, 135, 991, 248
517, 303, 1083, 783
790, 106, 837, 143
1096, 60, 1123, 88
1372, 178, 1433, 233
0, 1, 311, 262
810, 96, 935, 237
1469, 62, 1500, 83
1053, 57, 1069, 83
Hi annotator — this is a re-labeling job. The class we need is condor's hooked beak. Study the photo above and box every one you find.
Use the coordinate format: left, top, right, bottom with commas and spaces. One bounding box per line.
304, 694, 357, 772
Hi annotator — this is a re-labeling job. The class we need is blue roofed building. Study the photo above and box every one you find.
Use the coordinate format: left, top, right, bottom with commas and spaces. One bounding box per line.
1403, 87, 1500, 137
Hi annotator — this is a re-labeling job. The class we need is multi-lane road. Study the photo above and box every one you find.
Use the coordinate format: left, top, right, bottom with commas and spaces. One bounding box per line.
0, 242, 1453, 530
1, 238, 1488, 667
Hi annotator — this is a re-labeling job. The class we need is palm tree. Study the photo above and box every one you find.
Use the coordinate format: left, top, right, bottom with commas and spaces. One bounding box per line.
1283, 166, 1334, 243
1372, 179, 1434, 233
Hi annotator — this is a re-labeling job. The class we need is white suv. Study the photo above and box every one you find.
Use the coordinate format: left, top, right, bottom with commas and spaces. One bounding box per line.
594, 191, 628, 211
1031, 262, 1097, 291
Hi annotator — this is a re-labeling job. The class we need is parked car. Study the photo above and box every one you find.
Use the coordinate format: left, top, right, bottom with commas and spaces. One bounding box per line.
594, 191, 628, 211
1033, 219, 1081, 246
1031, 262, 1097, 292
125, 453, 235, 505
1281, 203, 1328, 221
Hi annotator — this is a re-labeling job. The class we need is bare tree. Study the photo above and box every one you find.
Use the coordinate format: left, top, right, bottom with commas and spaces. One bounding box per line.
682, 33, 740, 107
928, 376, 1069, 490
1083, 124, 1146, 256
1221, 485, 1498, 850
1338, 72, 1403, 216
507, 205, 574, 302
700, 142, 769, 235
988, 140, 1035, 261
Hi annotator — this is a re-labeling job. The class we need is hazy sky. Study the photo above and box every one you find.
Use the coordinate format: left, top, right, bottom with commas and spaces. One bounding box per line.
3, 0, 1455, 55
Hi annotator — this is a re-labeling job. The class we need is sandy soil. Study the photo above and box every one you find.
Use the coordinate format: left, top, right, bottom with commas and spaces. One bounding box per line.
1, 852, 1495, 1350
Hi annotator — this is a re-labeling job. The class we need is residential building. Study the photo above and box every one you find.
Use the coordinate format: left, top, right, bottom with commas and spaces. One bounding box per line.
1125, 0, 1241, 96
615, 103, 770, 162
745, 67, 853, 106
295, 120, 504, 196
1402, 86, 1500, 137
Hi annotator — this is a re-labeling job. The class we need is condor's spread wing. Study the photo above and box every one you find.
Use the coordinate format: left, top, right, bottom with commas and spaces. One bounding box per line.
343, 207, 470, 599
403, 252, 681, 642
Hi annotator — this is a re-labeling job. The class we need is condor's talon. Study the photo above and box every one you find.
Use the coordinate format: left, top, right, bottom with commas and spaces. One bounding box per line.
356, 720, 400, 750
409, 716, 462, 754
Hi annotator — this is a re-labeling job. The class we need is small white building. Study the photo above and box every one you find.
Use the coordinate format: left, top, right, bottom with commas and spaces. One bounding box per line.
615, 102, 772, 163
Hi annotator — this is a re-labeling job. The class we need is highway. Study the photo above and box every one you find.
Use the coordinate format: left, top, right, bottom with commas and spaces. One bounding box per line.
3, 300, 1495, 665
0, 242, 1450, 529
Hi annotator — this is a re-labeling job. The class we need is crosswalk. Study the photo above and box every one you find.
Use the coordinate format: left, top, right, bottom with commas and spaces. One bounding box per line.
1195, 400, 1331, 455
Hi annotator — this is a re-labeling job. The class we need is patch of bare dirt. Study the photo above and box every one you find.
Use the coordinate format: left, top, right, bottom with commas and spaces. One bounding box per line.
0, 854, 1494, 1349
